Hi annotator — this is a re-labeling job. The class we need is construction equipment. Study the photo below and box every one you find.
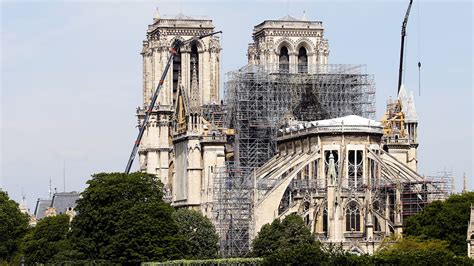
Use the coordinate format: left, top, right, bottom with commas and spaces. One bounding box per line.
124, 31, 222, 174
398, 0, 414, 93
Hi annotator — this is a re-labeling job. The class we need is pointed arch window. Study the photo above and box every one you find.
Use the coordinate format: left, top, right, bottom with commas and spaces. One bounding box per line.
322, 206, 328, 235
279, 46, 289, 73
298, 47, 308, 73
345, 201, 361, 232
373, 200, 382, 232
348, 150, 363, 188
190, 43, 199, 83
172, 47, 182, 107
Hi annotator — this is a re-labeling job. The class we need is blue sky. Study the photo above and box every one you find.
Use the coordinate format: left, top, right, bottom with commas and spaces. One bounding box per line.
1, 0, 472, 209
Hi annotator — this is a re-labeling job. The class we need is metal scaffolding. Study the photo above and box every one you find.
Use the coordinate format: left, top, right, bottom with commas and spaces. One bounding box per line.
213, 163, 254, 257
202, 103, 227, 130
213, 64, 376, 256
211, 59, 447, 253
224, 64, 376, 170
425, 170, 453, 201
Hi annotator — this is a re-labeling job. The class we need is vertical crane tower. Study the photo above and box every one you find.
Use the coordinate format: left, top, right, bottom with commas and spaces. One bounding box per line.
398, 0, 414, 93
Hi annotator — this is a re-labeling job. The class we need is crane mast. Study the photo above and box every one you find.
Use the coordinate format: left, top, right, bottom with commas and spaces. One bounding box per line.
124, 31, 222, 174
398, 0, 414, 93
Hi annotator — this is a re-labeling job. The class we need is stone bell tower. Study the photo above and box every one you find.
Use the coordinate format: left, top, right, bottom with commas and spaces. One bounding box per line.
137, 10, 221, 191
247, 14, 329, 73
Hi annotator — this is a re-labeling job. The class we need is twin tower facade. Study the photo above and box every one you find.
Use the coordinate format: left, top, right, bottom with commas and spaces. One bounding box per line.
137, 11, 328, 214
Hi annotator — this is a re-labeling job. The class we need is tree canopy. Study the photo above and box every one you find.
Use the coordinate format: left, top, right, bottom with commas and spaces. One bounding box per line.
370, 236, 473, 265
172, 208, 219, 259
69, 172, 187, 264
22, 214, 71, 264
404, 192, 474, 256
0, 191, 28, 262
252, 213, 316, 257
251, 213, 326, 265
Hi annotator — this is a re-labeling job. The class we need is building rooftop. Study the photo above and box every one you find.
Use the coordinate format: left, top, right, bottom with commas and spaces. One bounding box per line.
313, 115, 381, 127
34, 198, 52, 220
277, 115, 383, 139
253, 13, 323, 34
51, 192, 80, 215
278, 14, 301, 21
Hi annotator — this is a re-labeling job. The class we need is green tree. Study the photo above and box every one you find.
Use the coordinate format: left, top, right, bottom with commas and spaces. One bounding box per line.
252, 214, 326, 265
69, 172, 187, 264
404, 192, 474, 256
172, 209, 218, 259
264, 242, 325, 266
250, 218, 283, 257
373, 237, 473, 265
0, 191, 28, 262
22, 214, 71, 264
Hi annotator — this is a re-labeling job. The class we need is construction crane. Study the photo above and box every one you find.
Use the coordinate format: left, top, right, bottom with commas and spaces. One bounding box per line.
124, 31, 222, 174
398, 0, 414, 93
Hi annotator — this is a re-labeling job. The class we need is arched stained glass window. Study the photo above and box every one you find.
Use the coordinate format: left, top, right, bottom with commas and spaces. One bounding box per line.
345, 201, 361, 232
279, 46, 289, 73
298, 46, 308, 73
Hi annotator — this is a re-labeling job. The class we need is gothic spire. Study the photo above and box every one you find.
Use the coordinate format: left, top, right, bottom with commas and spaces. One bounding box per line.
190, 59, 200, 108
463, 173, 467, 193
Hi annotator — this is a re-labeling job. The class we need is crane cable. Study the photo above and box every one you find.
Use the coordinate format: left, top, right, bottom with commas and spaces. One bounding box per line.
417, 0, 421, 96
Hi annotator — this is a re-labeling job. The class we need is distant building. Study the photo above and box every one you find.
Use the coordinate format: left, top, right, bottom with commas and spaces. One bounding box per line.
34, 198, 52, 220
33, 191, 80, 222
19, 195, 28, 214
50, 192, 80, 215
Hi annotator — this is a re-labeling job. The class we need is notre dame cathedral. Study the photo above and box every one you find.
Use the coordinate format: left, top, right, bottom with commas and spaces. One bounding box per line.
134, 10, 442, 255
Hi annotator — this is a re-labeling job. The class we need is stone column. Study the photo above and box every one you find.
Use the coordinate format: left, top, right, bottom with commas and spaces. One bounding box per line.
289, 52, 297, 74
366, 191, 374, 241
187, 138, 202, 206
395, 179, 403, 236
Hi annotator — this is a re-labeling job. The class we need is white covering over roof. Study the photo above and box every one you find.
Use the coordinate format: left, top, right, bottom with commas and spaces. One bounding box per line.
280, 115, 382, 133
398, 84, 418, 122
405, 91, 418, 122
313, 115, 382, 127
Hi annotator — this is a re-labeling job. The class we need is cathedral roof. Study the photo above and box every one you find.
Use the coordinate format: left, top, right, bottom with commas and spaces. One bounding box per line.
50, 192, 80, 215
314, 115, 382, 127
253, 15, 323, 34
173, 12, 195, 20
34, 198, 52, 220
279, 115, 383, 136
278, 14, 301, 21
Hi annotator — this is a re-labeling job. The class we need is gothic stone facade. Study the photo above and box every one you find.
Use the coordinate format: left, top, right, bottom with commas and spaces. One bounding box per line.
137, 12, 422, 254
138, 12, 224, 215
247, 15, 329, 72
252, 115, 423, 254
